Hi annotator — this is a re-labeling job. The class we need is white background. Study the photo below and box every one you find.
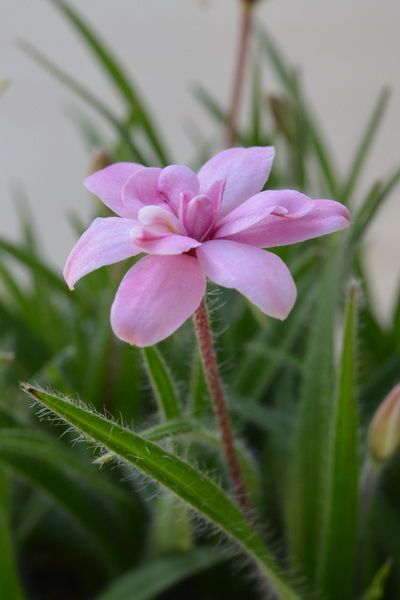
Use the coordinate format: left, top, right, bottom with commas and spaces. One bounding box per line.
1, 0, 399, 317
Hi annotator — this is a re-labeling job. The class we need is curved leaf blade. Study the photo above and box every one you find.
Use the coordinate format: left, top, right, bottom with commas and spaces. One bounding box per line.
21, 384, 299, 600
49, 0, 170, 165
318, 281, 360, 598
19, 41, 147, 164
142, 347, 181, 420
342, 89, 390, 202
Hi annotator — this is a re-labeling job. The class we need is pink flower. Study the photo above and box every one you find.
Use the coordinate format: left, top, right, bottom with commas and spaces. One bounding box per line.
64, 147, 350, 347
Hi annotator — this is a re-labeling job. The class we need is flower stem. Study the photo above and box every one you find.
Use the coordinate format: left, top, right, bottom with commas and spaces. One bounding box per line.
225, 0, 257, 147
193, 298, 252, 516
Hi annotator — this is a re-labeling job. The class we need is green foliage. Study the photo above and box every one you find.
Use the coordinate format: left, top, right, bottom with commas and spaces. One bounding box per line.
20, 384, 299, 600
318, 282, 360, 598
98, 547, 227, 600
1, 4, 399, 599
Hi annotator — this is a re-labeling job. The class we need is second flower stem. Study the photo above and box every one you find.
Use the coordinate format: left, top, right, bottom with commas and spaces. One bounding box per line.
193, 298, 252, 516
225, 0, 256, 146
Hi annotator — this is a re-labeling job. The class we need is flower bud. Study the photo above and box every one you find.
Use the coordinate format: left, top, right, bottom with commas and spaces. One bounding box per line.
88, 148, 112, 174
368, 384, 400, 463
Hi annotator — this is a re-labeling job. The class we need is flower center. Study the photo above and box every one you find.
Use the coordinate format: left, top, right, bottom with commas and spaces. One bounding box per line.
180, 193, 216, 241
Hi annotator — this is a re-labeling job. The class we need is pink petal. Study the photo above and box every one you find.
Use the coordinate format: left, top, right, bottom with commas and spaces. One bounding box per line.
197, 147, 275, 217
158, 165, 200, 213
183, 195, 215, 241
196, 239, 296, 320
111, 254, 205, 346
84, 163, 143, 217
122, 167, 163, 215
227, 198, 350, 247
137, 205, 186, 235
206, 178, 226, 216
63, 217, 139, 290
130, 227, 200, 255
214, 190, 313, 239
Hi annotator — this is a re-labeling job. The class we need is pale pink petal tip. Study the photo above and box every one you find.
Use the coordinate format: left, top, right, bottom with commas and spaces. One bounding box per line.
84, 162, 143, 217
63, 217, 139, 290
198, 146, 275, 217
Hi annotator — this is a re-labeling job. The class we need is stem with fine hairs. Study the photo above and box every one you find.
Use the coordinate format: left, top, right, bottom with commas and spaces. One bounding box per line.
193, 298, 252, 517
225, 0, 258, 147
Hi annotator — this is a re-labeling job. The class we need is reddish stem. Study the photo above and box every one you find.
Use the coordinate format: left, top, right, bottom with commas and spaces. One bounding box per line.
193, 299, 252, 516
225, 0, 257, 147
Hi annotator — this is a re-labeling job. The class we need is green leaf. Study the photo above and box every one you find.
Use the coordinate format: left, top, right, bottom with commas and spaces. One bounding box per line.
342, 89, 390, 202
258, 28, 338, 196
286, 239, 350, 584
0, 469, 25, 600
49, 0, 170, 165
0, 428, 135, 572
363, 561, 392, 600
318, 281, 360, 599
21, 384, 300, 599
142, 346, 181, 420
351, 166, 400, 243
98, 546, 226, 600
19, 41, 148, 164
235, 276, 316, 399
147, 492, 192, 557
0, 238, 68, 297
98, 418, 260, 502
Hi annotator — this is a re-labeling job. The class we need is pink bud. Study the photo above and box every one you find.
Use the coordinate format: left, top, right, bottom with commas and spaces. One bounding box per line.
368, 384, 400, 463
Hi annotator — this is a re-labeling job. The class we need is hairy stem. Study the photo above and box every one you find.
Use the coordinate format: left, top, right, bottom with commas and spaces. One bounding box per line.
193, 298, 252, 516
225, 0, 258, 146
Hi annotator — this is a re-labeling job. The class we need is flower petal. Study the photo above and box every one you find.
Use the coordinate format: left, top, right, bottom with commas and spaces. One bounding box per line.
84, 163, 143, 217
63, 217, 139, 289
197, 146, 275, 217
183, 195, 215, 241
130, 227, 200, 255
214, 190, 313, 239
196, 239, 296, 320
111, 254, 205, 346
122, 167, 163, 215
158, 165, 200, 212
226, 198, 351, 247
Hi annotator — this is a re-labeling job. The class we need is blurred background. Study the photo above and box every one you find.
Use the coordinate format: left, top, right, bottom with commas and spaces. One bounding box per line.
1, 0, 399, 316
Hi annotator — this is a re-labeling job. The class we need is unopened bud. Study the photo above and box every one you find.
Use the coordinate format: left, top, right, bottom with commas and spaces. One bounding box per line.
88, 148, 112, 174
268, 95, 295, 142
368, 384, 400, 463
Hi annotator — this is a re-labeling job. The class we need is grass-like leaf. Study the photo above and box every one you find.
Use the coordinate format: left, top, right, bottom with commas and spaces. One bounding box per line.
351, 166, 400, 242
142, 347, 181, 420
318, 281, 360, 599
258, 28, 339, 196
286, 239, 349, 584
20, 384, 300, 599
0, 238, 68, 297
98, 546, 226, 600
49, 0, 170, 165
362, 561, 392, 600
0, 469, 25, 600
19, 41, 148, 164
342, 89, 391, 202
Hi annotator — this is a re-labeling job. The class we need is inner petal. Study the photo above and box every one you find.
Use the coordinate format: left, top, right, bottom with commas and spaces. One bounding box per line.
183, 194, 215, 241
137, 205, 186, 235
122, 167, 164, 215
